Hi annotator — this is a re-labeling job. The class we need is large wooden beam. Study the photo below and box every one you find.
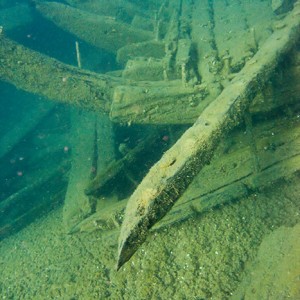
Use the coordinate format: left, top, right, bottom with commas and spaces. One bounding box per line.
116, 2, 300, 269
35, 1, 153, 54
1, 32, 299, 126
0, 34, 120, 112
70, 98, 300, 235
64, 0, 151, 22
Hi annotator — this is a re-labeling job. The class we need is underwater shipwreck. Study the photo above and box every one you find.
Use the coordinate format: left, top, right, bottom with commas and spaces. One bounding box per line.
0, 0, 300, 298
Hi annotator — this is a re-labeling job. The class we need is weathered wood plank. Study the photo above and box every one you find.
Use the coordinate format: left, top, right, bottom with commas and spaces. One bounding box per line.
35, 1, 153, 54
116, 40, 165, 65
84, 131, 170, 198
64, 0, 150, 22
110, 80, 208, 124
190, 0, 221, 89
116, 2, 300, 269
0, 35, 118, 112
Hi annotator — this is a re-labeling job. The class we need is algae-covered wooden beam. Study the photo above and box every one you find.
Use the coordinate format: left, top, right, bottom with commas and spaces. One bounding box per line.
64, 0, 151, 22
35, 1, 153, 54
0, 32, 207, 124
110, 52, 300, 125
71, 115, 300, 235
110, 81, 210, 124
116, 2, 300, 270
0, 35, 120, 112
1, 34, 299, 126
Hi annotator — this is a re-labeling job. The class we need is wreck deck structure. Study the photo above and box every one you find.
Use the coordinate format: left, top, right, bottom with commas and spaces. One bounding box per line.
0, 0, 299, 271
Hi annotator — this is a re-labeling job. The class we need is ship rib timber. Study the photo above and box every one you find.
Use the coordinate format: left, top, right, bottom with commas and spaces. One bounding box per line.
116, 1, 300, 269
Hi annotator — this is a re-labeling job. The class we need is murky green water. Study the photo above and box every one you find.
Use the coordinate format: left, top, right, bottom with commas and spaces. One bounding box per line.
0, 0, 299, 299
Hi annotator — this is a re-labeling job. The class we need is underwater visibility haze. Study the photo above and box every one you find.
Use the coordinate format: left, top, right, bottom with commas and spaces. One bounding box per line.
0, 0, 300, 298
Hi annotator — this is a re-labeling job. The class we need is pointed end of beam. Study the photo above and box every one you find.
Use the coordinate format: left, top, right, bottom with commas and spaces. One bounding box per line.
116, 242, 130, 271
116, 222, 148, 271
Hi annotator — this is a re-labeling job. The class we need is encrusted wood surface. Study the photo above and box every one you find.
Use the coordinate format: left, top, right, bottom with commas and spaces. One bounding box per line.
116, 2, 300, 269
0, 0, 281, 126
0, 35, 119, 112
1, 0, 299, 125
35, 1, 153, 54
64, 0, 150, 22
0, 0, 299, 243
71, 106, 300, 235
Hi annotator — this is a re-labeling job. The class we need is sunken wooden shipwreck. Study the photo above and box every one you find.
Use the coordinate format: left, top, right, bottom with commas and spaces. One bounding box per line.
0, 0, 300, 269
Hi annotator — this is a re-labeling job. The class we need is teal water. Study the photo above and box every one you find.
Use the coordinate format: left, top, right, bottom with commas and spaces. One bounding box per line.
0, 0, 299, 299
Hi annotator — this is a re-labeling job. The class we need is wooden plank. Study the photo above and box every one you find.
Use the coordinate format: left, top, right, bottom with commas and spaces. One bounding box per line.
85, 131, 167, 198
157, 117, 300, 229
35, 1, 153, 54
0, 35, 119, 112
116, 40, 165, 65
190, 0, 222, 86
64, 0, 150, 22
63, 109, 116, 232
116, 2, 300, 269
95, 113, 115, 172
110, 80, 208, 124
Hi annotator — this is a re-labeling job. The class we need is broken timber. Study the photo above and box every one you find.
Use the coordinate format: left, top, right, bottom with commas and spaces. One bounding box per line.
116, 2, 300, 270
